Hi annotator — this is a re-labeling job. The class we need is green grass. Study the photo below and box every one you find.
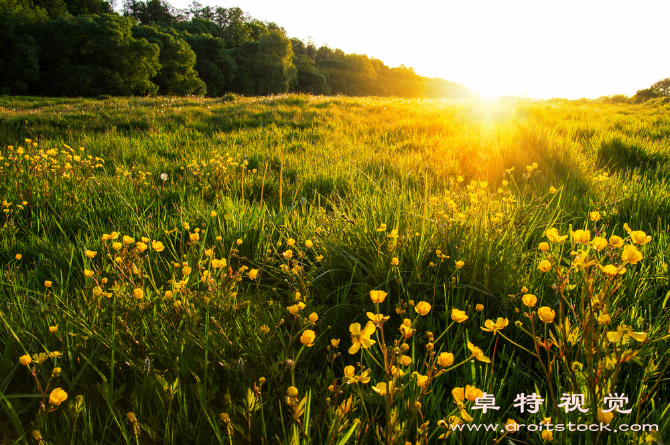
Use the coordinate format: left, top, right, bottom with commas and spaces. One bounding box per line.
0, 94, 669, 445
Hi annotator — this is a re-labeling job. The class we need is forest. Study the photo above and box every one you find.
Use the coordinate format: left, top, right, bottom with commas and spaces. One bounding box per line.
0, 0, 472, 98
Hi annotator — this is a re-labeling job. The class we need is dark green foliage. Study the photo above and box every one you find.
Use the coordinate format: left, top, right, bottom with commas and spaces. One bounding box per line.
232, 30, 296, 95
32, 14, 161, 96
318, 54, 379, 96
180, 31, 236, 97
651, 78, 670, 97
132, 25, 206, 95
293, 58, 330, 95
0, 2, 471, 99
0, 0, 47, 94
632, 88, 659, 103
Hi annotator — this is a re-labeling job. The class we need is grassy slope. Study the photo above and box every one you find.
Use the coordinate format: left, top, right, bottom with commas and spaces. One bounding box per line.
0, 95, 668, 444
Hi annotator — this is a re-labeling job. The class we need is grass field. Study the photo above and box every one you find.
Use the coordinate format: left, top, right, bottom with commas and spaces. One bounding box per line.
0, 94, 669, 445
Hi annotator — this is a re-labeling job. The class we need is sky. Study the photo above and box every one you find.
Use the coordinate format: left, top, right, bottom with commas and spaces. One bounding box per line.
167, 0, 670, 99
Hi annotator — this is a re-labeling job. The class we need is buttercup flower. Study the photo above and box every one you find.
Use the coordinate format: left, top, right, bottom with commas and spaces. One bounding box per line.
415, 374, 429, 388
465, 385, 483, 402
522, 294, 537, 307
590, 211, 600, 222
287, 386, 298, 398
19, 354, 32, 366
538, 307, 555, 323
609, 235, 624, 248
370, 290, 387, 303
300, 329, 316, 347
437, 352, 454, 367
467, 341, 490, 363
621, 245, 643, 264
545, 228, 568, 243
538, 242, 550, 252
309, 312, 318, 323
481, 317, 509, 334
599, 264, 626, 279
344, 365, 356, 379
549, 186, 558, 194
592, 237, 608, 251
624, 223, 651, 245
606, 324, 647, 343
415, 301, 431, 316
391, 257, 399, 266
49, 388, 68, 406
455, 260, 464, 269
366, 312, 390, 324
348, 322, 376, 354
152, 240, 165, 252
372, 381, 392, 396
400, 355, 413, 366
85, 250, 97, 258
451, 307, 468, 323
572, 229, 591, 244
248, 269, 258, 280
538, 260, 552, 272
597, 409, 614, 424
475, 304, 484, 311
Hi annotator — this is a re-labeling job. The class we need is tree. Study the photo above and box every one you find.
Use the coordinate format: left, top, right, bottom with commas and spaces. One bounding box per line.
632, 88, 659, 103
180, 30, 236, 97
650, 78, 670, 97
232, 30, 296, 95
0, 14, 42, 94
132, 25, 206, 95
32, 14, 161, 96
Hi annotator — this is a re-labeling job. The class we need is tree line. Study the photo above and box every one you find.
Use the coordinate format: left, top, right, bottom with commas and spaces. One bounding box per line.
0, 0, 471, 98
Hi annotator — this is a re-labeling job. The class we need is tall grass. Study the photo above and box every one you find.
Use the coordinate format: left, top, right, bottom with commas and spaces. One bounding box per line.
0, 94, 668, 444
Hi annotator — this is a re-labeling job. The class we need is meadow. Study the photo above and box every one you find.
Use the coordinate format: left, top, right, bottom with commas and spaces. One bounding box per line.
0, 94, 669, 445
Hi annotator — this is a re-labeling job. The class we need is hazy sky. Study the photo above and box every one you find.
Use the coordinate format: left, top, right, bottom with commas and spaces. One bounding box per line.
167, 0, 670, 99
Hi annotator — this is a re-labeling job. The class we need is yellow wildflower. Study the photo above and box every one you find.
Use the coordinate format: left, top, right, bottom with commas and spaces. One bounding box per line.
300, 329, 316, 347
48, 388, 68, 406
590, 211, 600, 222
152, 240, 165, 252
415, 301, 431, 316
538, 260, 552, 272
481, 317, 509, 334
538, 242, 550, 252
599, 264, 626, 279
370, 290, 387, 303
437, 352, 454, 367
609, 235, 624, 248
572, 229, 591, 244
348, 322, 376, 354
19, 354, 32, 366
621, 245, 643, 264
545, 228, 568, 243
451, 308, 468, 323
85, 250, 97, 258
537, 307, 555, 323
467, 341, 491, 363
522, 294, 537, 307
